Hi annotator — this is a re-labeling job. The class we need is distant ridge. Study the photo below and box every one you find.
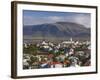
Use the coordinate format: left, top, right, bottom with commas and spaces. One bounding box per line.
23, 22, 90, 39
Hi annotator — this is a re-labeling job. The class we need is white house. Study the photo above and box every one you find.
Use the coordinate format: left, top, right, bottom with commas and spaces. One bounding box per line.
62, 38, 74, 44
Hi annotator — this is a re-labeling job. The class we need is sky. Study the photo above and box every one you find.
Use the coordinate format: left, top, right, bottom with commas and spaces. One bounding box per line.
23, 10, 91, 28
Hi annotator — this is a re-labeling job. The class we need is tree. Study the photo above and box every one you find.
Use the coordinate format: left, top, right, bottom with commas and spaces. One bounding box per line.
23, 44, 38, 55
27, 56, 38, 69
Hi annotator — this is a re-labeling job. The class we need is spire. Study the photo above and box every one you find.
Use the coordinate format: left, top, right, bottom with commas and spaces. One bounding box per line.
70, 37, 72, 42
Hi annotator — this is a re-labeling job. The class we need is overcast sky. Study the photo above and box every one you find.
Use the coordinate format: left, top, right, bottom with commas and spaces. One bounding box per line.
23, 10, 91, 28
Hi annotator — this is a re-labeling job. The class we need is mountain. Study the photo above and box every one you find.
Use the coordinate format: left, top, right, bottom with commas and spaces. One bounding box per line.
23, 22, 90, 39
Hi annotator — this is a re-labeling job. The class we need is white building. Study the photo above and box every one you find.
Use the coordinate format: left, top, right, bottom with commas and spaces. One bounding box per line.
62, 38, 74, 44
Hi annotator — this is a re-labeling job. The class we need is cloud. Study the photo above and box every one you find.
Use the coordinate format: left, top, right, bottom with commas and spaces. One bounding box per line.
23, 13, 91, 28
68, 14, 91, 28
23, 16, 64, 25
47, 16, 63, 21
23, 16, 49, 25
60, 14, 91, 28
